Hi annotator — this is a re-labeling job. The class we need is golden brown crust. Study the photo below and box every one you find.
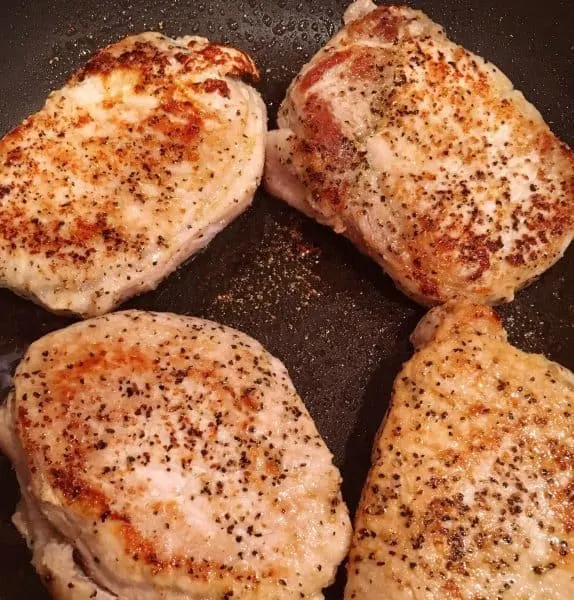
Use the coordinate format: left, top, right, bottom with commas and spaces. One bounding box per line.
269, 3, 574, 305
0, 33, 265, 316
72, 36, 259, 85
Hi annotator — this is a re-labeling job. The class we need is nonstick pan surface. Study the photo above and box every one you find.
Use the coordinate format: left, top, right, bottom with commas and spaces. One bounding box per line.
0, 0, 572, 598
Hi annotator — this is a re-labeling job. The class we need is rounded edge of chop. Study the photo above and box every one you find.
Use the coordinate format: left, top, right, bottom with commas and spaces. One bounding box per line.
410, 301, 508, 349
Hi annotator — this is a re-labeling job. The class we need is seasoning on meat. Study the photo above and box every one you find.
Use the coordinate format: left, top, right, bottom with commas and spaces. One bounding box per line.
0, 33, 266, 317
346, 302, 574, 599
265, 0, 574, 305
0, 310, 351, 599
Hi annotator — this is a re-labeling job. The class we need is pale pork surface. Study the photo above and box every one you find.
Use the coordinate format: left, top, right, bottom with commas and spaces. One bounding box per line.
265, 0, 574, 305
0, 33, 266, 316
0, 311, 351, 599
346, 303, 574, 599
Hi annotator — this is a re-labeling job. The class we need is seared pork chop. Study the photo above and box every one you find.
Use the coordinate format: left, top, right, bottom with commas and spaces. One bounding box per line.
0, 33, 266, 317
0, 311, 351, 599
345, 303, 574, 599
265, 0, 574, 305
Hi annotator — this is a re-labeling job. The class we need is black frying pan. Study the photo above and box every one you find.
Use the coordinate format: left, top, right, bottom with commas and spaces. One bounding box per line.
0, 1, 572, 598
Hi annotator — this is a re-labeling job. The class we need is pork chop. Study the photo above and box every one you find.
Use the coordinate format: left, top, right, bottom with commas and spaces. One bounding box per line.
345, 302, 574, 599
0, 311, 351, 599
0, 33, 266, 317
265, 0, 574, 305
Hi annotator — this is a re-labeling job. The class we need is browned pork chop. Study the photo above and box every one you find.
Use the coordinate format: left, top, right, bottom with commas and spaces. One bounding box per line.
0, 311, 351, 599
265, 0, 574, 305
0, 33, 266, 317
346, 303, 574, 599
